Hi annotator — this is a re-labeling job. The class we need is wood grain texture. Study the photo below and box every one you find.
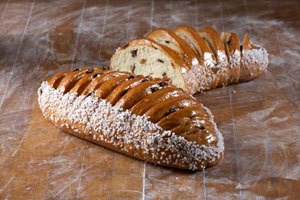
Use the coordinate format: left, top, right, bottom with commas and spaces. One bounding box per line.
0, 0, 299, 199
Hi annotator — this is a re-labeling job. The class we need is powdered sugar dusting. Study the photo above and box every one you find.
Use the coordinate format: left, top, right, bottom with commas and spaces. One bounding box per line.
181, 66, 198, 94
183, 63, 215, 92
230, 50, 241, 69
38, 81, 224, 170
204, 105, 224, 162
115, 47, 121, 53
217, 50, 229, 72
242, 45, 269, 71
191, 58, 199, 66
203, 52, 217, 69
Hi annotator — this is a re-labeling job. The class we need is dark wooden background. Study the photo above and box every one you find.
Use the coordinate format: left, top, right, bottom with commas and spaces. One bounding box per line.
0, 0, 299, 199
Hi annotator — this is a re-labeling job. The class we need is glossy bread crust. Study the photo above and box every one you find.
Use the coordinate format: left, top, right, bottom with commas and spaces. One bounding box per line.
38, 67, 224, 170
111, 26, 269, 94
174, 26, 219, 90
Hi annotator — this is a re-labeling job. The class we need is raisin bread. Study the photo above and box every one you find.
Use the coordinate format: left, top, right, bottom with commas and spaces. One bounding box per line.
111, 26, 269, 94
38, 67, 224, 170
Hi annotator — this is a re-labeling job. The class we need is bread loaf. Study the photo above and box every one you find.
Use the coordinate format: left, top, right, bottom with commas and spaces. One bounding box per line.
111, 26, 269, 94
38, 67, 224, 170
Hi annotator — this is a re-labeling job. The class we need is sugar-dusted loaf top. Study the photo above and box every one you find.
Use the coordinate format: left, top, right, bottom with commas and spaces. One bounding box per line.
38, 67, 224, 170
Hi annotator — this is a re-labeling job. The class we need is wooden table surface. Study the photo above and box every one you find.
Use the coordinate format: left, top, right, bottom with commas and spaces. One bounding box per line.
0, 0, 299, 199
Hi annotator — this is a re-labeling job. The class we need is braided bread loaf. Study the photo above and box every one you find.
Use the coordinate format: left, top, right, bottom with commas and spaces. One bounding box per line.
110, 26, 268, 94
38, 67, 224, 170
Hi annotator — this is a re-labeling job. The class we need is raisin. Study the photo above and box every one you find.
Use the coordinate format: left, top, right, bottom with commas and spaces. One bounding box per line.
165, 108, 179, 116
211, 67, 219, 74
73, 68, 79, 71
145, 76, 152, 80
199, 126, 205, 130
121, 89, 128, 96
157, 59, 164, 63
101, 66, 108, 70
131, 49, 138, 57
151, 87, 159, 93
130, 64, 136, 72
158, 81, 166, 87
123, 43, 129, 49
140, 59, 146, 64
240, 45, 243, 51
93, 73, 102, 78
162, 72, 167, 77
165, 40, 170, 44
86, 93, 93, 97
86, 67, 94, 74
154, 47, 158, 50
128, 75, 135, 79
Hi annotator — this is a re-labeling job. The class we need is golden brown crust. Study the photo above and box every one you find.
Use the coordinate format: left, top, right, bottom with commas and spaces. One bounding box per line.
126, 38, 189, 71
174, 26, 219, 89
121, 38, 198, 94
106, 76, 145, 105
93, 74, 131, 99
175, 26, 216, 58
199, 27, 226, 52
56, 67, 99, 93
82, 71, 131, 95
38, 68, 224, 170
220, 32, 241, 83
199, 27, 230, 87
130, 87, 185, 115
146, 28, 200, 67
110, 26, 268, 94
146, 28, 217, 94
116, 79, 165, 110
